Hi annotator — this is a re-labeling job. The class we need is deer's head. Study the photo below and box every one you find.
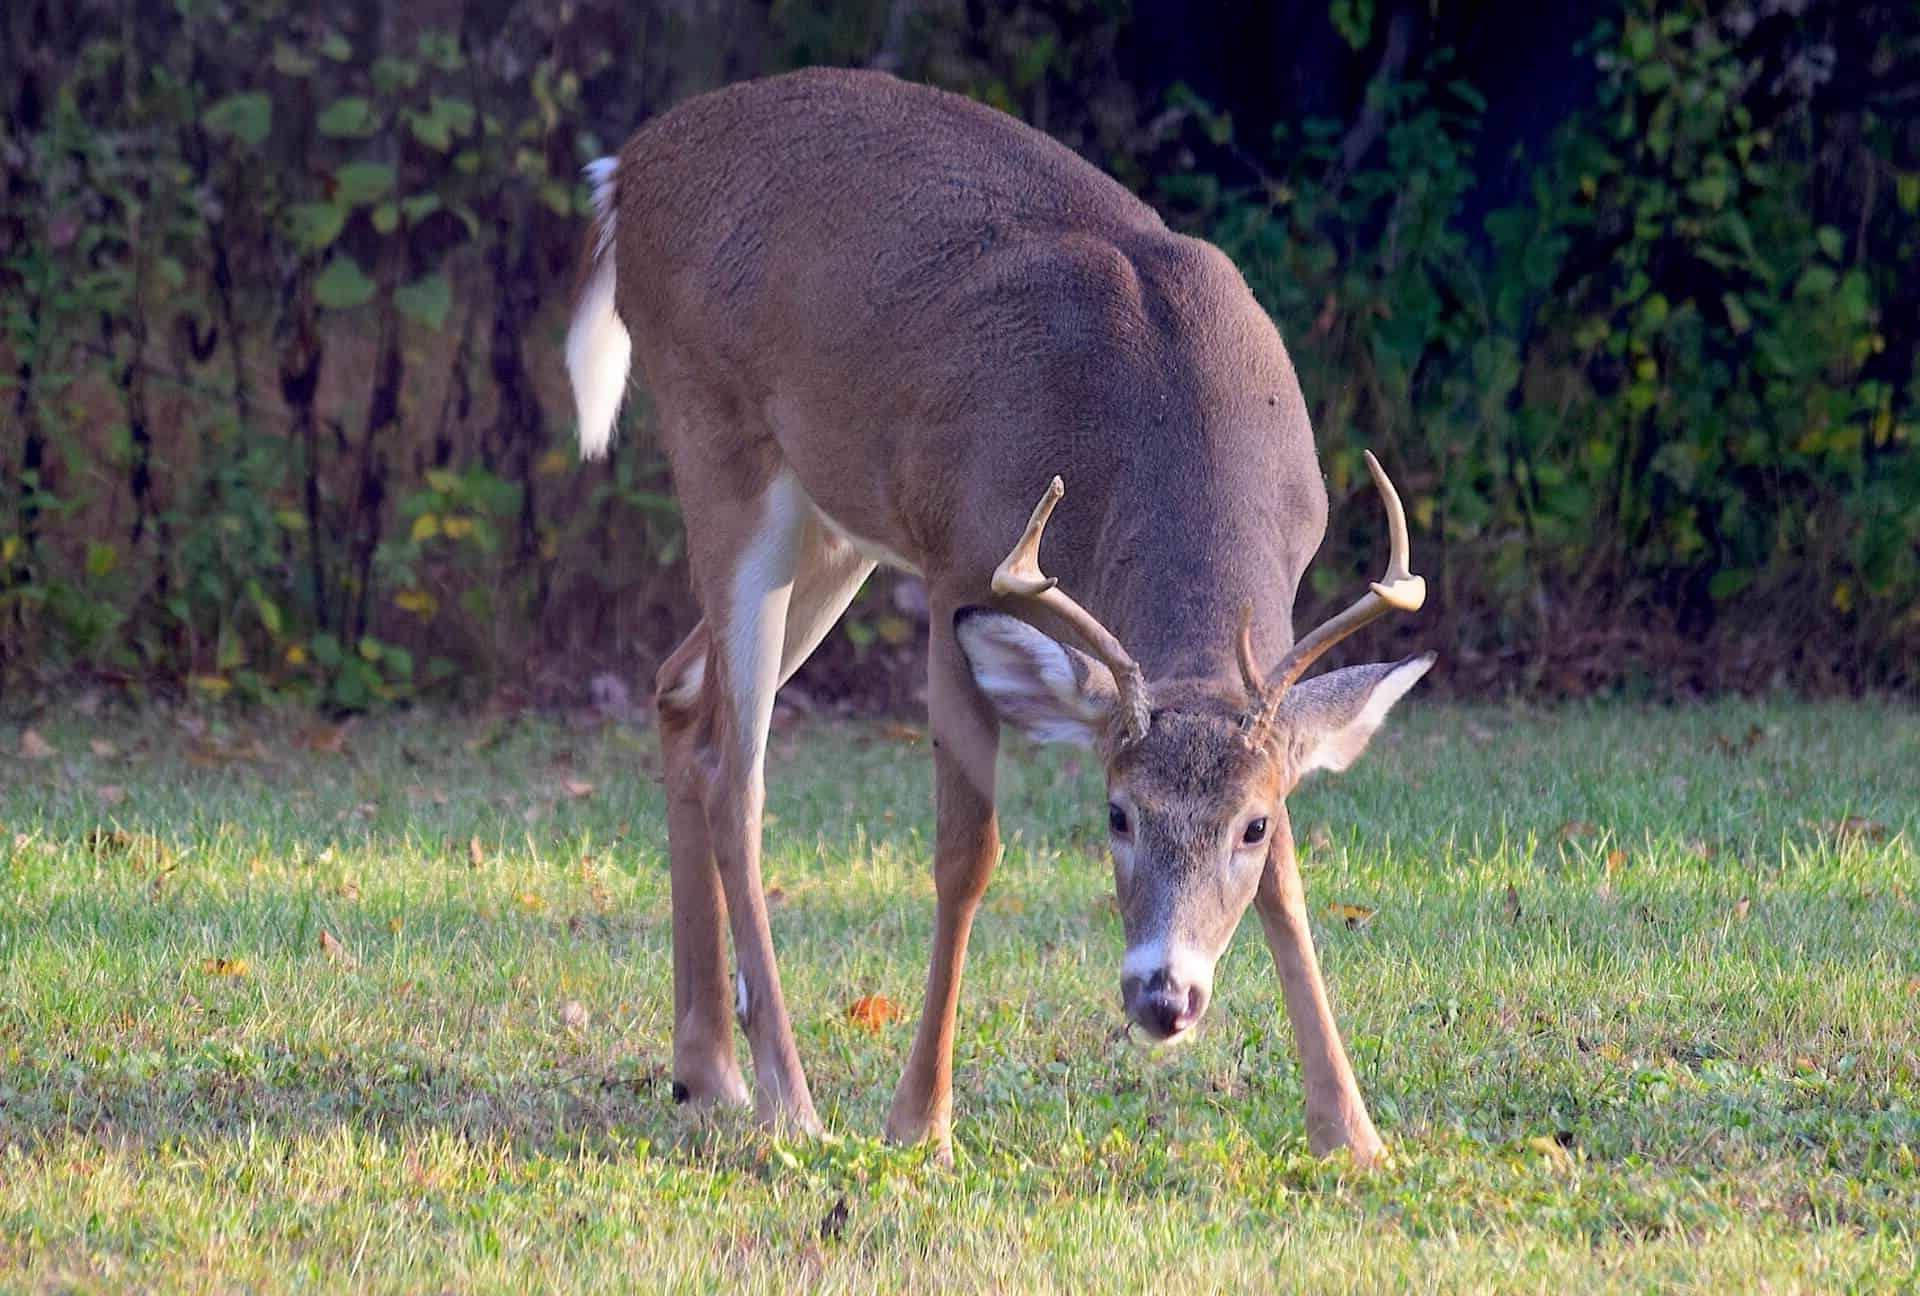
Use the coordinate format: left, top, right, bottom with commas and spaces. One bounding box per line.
956, 454, 1431, 1041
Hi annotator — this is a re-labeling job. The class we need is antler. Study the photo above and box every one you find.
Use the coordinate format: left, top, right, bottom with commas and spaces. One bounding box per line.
1245, 450, 1426, 737
993, 477, 1152, 745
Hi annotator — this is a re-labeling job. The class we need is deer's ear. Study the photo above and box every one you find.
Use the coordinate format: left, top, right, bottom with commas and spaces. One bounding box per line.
954, 609, 1117, 746
1281, 652, 1435, 777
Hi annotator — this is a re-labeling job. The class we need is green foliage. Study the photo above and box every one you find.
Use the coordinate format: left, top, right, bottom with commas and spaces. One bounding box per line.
2, 1, 1912, 704
1162, 2, 1919, 687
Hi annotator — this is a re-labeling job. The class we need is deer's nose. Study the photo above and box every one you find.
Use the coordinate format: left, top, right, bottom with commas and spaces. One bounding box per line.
1122, 967, 1207, 1040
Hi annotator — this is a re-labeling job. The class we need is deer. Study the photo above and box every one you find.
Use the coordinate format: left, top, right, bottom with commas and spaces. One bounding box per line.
566, 67, 1432, 1164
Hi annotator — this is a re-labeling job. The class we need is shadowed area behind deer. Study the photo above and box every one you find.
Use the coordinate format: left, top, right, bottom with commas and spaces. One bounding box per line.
1, 700, 1916, 1289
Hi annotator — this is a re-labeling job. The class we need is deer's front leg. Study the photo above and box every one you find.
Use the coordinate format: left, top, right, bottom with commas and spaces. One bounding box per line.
1253, 809, 1385, 1164
885, 603, 1001, 1159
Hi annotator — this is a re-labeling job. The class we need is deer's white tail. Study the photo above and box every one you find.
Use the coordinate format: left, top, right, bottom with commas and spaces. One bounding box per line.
567, 157, 631, 459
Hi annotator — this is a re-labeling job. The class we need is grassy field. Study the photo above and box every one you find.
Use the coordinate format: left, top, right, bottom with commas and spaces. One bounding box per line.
2, 698, 1917, 1292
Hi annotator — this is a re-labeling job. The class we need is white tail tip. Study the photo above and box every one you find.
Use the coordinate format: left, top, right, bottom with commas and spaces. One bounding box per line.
567, 158, 630, 460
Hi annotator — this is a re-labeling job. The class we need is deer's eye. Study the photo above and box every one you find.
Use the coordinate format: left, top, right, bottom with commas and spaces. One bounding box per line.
1108, 803, 1131, 836
1241, 817, 1269, 847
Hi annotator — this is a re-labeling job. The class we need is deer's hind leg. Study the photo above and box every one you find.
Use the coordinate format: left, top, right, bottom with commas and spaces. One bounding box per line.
656, 449, 872, 1130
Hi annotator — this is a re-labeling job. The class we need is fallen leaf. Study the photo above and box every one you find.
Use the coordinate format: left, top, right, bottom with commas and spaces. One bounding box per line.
19, 729, 54, 760
1710, 724, 1765, 756
1732, 896, 1751, 921
1605, 848, 1627, 871
1326, 901, 1376, 930
90, 739, 118, 759
847, 993, 905, 1032
561, 778, 595, 800
304, 724, 350, 753
318, 929, 352, 964
560, 999, 589, 1031
201, 956, 249, 977
1503, 884, 1522, 925
1825, 816, 1890, 843
468, 836, 485, 868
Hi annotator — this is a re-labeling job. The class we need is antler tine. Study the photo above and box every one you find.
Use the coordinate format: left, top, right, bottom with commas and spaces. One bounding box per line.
1248, 451, 1426, 736
1235, 603, 1264, 706
992, 477, 1152, 745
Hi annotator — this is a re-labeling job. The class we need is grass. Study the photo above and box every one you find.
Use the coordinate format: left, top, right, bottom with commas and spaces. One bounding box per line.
2, 697, 1918, 1292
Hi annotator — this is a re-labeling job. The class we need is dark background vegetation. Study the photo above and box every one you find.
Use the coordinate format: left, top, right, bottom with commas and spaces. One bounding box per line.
3, 0, 1916, 710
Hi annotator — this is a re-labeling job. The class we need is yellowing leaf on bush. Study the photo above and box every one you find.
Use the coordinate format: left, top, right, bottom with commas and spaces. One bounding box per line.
202, 956, 250, 977
19, 729, 55, 760
538, 449, 571, 476
442, 515, 476, 540
847, 994, 905, 1032
285, 643, 309, 666
395, 588, 439, 617
411, 513, 441, 542
190, 674, 232, 697
1326, 902, 1376, 930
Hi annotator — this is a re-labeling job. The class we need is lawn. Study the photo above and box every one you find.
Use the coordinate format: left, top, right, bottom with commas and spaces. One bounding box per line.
2, 698, 1917, 1292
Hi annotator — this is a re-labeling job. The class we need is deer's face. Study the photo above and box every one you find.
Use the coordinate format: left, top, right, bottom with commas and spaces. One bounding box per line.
1103, 703, 1284, 1040
957, 608, 1433, 1043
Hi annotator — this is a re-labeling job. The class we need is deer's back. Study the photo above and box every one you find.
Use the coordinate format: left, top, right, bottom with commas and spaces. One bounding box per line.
613, 69, 1324, 667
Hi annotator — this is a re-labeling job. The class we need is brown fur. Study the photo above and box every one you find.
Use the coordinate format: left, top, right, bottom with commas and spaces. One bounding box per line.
578, 68, 1414, 1163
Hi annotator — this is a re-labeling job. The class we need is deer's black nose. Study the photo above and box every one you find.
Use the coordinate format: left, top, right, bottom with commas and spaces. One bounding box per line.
1122, 968, 1206, 1040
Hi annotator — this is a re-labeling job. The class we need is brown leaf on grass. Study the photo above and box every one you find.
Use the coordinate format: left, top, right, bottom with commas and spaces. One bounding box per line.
201, 956, 249, 977
1707, 724, 1765, 756
468, 836, 485, 869
1503, 884, 1523, 925
90, 739, 118, 759
1556, 820, 1598, 843
1605, 848, 1627, 871
304, 724, 350, 753
1326, 901, 1376, 930
847, 994, 905, 1032
1732, 896, 1751, 921
560, 778, 595, 800
19, 729, 54, 760
318, 929, 353, 964
1824, 816, 1891, 843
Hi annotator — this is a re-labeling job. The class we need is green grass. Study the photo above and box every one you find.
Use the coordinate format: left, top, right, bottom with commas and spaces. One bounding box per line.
2, 699, 1918, 1292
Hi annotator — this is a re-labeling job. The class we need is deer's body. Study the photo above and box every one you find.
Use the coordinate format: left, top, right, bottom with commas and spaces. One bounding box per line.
569, 68, 1431, 1160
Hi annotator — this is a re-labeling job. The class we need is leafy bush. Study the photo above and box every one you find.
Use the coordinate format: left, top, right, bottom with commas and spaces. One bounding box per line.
1, 0, 1913, 704
1162, 1, 1918, 692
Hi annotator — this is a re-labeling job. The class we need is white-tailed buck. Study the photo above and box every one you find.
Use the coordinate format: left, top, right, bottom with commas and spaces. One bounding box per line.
567, 68, 1431, 1162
